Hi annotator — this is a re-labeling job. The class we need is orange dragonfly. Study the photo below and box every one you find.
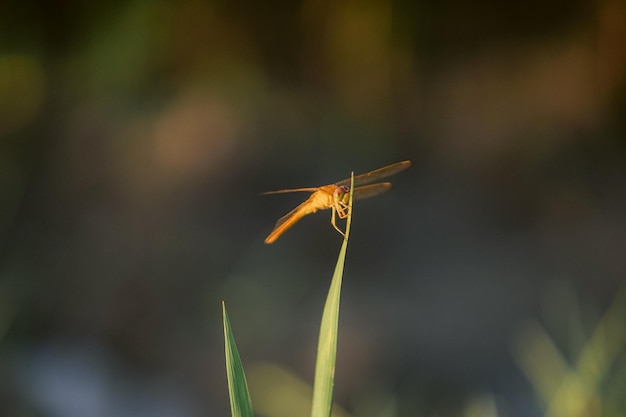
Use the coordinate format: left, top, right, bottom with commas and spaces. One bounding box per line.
263, 160, 411, 244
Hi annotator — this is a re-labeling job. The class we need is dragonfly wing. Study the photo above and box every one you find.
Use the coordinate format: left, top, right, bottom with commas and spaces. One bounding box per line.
352, 183, 393, 201
334, 160, 412, 187
261, 187, 319, 195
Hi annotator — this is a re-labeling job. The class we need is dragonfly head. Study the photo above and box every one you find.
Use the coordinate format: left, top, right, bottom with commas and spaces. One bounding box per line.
334, 185, 350, 203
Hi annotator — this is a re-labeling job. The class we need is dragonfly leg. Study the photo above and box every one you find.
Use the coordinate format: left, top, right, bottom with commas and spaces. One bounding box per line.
336, 201, 351, 219
330, 206, 346, 238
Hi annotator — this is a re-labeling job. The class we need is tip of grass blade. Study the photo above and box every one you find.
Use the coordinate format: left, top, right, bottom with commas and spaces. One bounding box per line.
311, 173, 354, 417
222, 302, 254, 417
343, 172, 354, 243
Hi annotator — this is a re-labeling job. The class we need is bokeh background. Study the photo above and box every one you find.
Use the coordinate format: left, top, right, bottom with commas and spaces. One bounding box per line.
1, 0, 626, 416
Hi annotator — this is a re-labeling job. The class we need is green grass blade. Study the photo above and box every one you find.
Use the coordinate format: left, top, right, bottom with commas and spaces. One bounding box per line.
223, 301, 254, 417
311, 173, 354, 417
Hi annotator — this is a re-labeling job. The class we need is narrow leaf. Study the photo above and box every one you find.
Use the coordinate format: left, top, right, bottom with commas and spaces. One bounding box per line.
223, 301, 254, 417
311, 173, 354, 417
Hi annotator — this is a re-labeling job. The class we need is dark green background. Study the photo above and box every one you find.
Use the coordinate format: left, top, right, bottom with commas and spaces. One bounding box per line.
1, 0, 625, 416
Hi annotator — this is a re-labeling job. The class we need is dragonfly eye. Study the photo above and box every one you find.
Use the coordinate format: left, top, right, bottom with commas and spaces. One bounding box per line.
333, 186, 345, 195
334, 185, 350, 199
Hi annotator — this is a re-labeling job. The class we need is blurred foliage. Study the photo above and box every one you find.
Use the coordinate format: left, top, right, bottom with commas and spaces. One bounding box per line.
514, 287, 626, 417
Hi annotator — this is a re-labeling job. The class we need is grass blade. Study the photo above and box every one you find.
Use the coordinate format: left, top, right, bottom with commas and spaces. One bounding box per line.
223, 301, 254, 417
310, 173, 354, 417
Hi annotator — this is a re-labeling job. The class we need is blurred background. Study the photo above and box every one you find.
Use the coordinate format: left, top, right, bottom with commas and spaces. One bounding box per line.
1, 0, 626, 416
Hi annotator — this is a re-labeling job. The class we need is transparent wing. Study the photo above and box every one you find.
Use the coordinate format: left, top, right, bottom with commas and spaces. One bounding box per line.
261, 187, 319, 195
334, 160, 412, 187
352, 183, 393, 201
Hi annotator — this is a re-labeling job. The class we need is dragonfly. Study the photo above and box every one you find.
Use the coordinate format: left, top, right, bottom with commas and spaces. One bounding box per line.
262, 160, 411, 244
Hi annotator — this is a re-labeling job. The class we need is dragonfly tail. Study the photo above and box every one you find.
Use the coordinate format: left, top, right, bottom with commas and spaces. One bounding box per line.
264, 205, 310, 244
